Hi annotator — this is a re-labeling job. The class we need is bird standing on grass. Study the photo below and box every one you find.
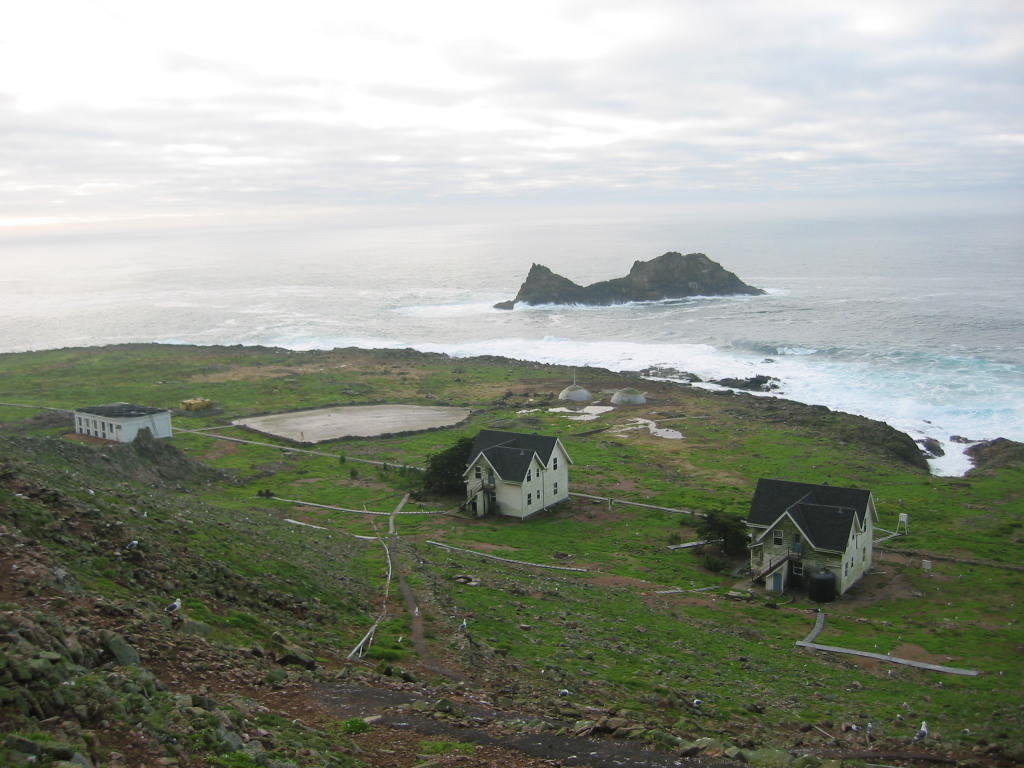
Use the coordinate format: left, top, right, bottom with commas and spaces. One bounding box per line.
165, 597, 182, 614
913, 721, 929, 742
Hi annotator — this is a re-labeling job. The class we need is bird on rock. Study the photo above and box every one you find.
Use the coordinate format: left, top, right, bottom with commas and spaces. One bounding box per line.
165, 597, 182, 614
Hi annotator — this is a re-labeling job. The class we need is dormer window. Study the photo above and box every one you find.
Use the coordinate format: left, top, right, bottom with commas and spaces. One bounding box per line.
773, 530, 783, 546
474, 466, 481, 479
553, 457, 558, 470
527, 469, 532, 482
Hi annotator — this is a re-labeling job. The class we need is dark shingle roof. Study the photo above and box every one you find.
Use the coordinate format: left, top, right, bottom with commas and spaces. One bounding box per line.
76, 403, 167, 418
748, 478, 873, 553
468, 430, 564, 483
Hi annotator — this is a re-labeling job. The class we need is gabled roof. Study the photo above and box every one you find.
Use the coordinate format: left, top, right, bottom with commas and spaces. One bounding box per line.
466, 430, 569, 483
76, 403, 168, 418
748, 479, 874, 553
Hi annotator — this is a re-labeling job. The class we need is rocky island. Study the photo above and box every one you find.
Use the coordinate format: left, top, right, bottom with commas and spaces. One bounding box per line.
494, 251, 764, 309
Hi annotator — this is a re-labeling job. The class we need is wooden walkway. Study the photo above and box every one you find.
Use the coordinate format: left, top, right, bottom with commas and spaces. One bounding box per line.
570, 492, 703, 517
796, 613, 979, 676
271, 496, 447, 517
426, 540, 589, 572
174, 427, 423, 471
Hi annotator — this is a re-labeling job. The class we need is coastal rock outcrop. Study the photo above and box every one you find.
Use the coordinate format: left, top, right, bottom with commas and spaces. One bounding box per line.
966, 437, 1024, 474
495, 252, 764, 309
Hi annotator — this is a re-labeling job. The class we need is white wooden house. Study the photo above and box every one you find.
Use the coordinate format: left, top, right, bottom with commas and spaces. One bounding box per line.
464, 430, 572, 518
747, 479, 877, 596
73, 403, 172, 443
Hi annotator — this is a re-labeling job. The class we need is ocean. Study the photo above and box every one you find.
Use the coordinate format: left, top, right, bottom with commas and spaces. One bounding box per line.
1, 208, 1021, 476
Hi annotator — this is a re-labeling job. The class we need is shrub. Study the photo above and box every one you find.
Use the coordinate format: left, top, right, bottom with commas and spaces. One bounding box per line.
702, 553, 729, 573
422, 436, 474, 495
340, 717, 370, 735
695, 509, 748, 555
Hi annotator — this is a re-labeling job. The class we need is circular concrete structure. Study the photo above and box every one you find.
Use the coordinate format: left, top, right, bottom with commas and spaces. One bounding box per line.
611, 387, 647, 405
233, 404, 471, 442
558, 384, 593, 402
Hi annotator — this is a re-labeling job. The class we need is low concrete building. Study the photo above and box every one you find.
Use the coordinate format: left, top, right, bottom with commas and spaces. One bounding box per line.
74, 403, 172, 443
464, 430, 572, 519
747, 479, 877, 597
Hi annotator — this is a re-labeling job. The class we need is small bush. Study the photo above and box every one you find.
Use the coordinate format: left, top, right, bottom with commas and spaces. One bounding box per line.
702, 553, 728, 573
340, 717, 371, 735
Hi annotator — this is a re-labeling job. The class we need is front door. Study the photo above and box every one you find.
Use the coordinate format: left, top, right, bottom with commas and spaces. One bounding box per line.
771, 572, 783, 593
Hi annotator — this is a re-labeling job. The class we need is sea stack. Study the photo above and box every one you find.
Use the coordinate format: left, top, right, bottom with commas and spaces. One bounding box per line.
495, 252, 764, 309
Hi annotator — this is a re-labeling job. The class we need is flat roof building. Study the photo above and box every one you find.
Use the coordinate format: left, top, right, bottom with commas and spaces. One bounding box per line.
73, 403, 172, 443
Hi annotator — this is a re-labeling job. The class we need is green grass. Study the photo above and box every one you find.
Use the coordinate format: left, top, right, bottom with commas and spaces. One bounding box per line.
1, 343, 1022, 746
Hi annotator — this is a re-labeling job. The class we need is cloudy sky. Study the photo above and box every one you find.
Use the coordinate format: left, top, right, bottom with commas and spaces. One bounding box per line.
2, 0, 1021, 232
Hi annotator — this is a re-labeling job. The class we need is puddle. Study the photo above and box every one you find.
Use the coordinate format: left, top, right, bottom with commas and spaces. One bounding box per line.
548, 406, 615, 421
614, 418, 683, 439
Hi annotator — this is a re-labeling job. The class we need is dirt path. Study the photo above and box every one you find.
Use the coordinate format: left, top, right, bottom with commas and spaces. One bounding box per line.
389, 495, 467, 682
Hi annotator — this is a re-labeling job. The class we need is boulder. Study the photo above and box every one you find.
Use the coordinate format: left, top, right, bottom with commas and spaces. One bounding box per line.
714, 375, 780, 392
276, 645, 316, 670
99, 631, 140, 667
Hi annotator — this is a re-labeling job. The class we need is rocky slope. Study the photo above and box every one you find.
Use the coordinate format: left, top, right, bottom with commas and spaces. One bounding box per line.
495, 252, 764, 309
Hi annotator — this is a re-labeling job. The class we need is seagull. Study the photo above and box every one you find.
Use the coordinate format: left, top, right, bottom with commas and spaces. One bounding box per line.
895, 713, 904, 722
164, 597, 182, 614
459, 618, 468, 631
913, 721, 929, 742
558, 689, 570, 697
125, 540, 139, 551
692, 699, 703, 709
866, 722, 874, 740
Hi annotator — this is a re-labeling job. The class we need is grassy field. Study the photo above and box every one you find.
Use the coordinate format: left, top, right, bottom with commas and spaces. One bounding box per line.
1, 342, 1021, 752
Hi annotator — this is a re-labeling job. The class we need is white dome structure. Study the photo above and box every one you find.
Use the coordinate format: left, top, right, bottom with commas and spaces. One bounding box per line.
611, 388, 647, 405
558, 383, 593, 402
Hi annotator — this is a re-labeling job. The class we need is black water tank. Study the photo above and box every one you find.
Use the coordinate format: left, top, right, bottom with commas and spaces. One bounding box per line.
809, 570, 836, 603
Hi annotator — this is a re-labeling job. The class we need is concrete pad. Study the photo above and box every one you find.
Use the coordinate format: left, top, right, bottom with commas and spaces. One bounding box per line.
233, 404, 471, 443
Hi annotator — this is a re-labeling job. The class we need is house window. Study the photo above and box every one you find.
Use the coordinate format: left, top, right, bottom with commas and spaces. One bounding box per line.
773, 530, 783, 546
527, 492, 533, 506
553, 457, 558, 470
553, 482, 558, 495
792, 562, 803, 576
527, 469, 532, 482
474, 466, 481, 479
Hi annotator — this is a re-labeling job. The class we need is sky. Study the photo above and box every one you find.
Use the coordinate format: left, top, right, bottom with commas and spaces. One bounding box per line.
1, 0, 1022, 235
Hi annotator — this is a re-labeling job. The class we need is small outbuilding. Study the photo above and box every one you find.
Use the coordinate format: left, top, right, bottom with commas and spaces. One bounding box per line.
464, 429, 572, 519
73, 403, 172, 443
610, 387, 646, 405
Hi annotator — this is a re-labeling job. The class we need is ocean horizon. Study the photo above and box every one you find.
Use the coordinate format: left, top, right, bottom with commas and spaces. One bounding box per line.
2, 208, 1022, 477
